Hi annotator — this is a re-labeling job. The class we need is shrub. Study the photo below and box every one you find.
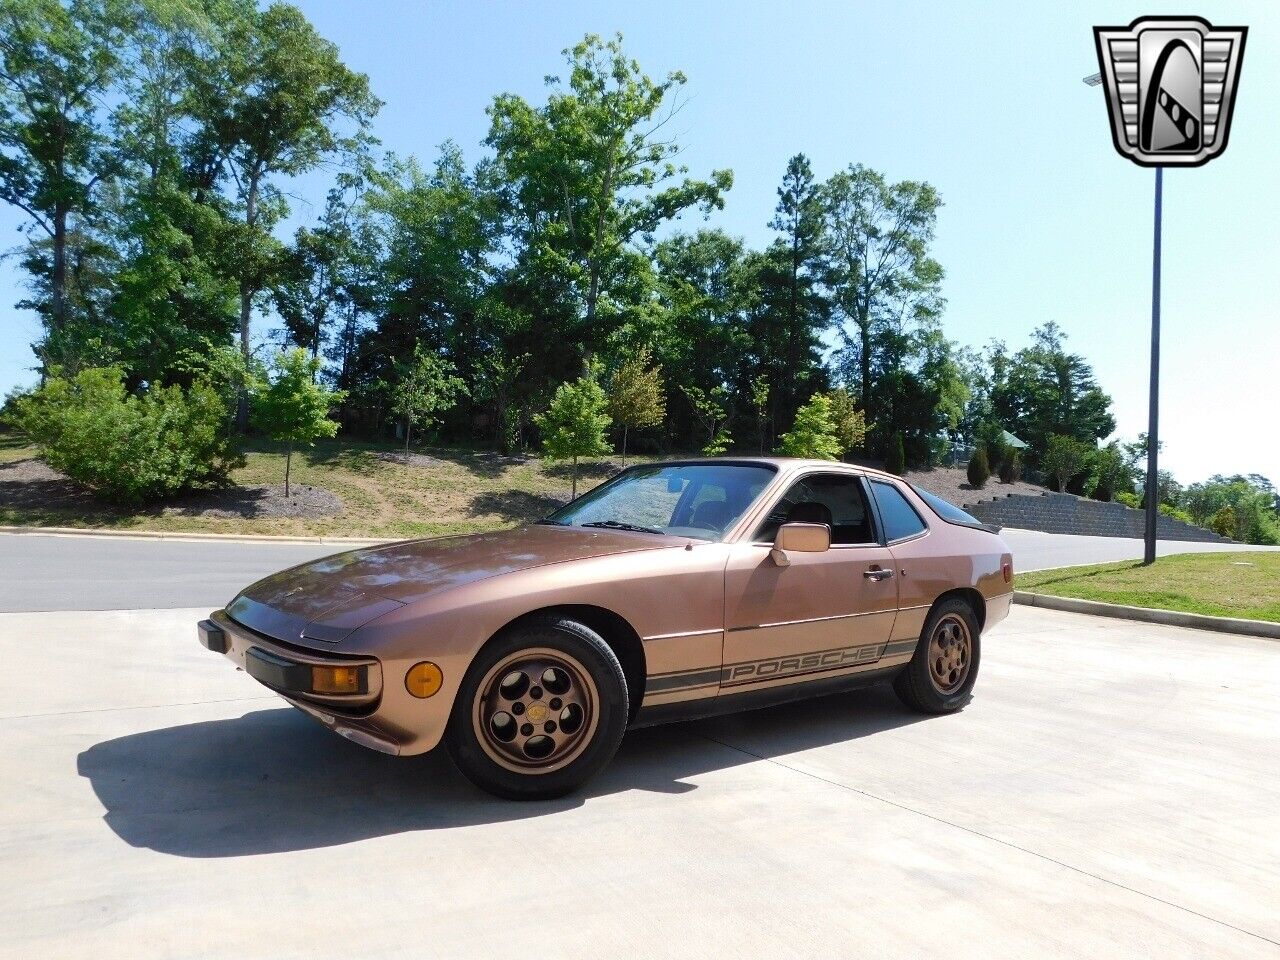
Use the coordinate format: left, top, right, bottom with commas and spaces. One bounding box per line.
978, 422, 1010, 476
1115, 490, 1141, 509
1042, 435, 1092, 492
1159, 503, 1195, 524
1065, 445, 1100, 497
966, 444, 991, 488
1091, 442, 1130, 501
777, 394, 842, 460
1210, 505, 1237, 539
12, 366, 242, 504
999, 449, 1021, 484
885, 432, 906, 475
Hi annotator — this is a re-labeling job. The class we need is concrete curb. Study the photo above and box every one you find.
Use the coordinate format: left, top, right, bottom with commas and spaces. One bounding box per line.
1013, 591, 1280, 640
0, 525, 392, 547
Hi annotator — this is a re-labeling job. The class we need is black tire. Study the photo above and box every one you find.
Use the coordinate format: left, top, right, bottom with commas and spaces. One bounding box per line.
893, 596, 981, 714
445, 616, 629, 800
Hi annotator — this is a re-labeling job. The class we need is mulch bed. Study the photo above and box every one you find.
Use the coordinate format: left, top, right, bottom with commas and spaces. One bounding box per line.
161, 484, 343, 520
0, 456, 343, 521
901, 465, 1051, 509
374, 451, 443, 468
0, 457, 100, 513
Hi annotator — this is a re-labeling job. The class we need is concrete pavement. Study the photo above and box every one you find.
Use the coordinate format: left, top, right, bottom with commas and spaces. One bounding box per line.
2, 604, 1277, 958
1, 528, 1274, 612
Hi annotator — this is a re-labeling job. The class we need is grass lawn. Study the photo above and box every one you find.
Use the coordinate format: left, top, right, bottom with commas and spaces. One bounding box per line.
1017, 552, 1280, 623
0, 436, 657, 539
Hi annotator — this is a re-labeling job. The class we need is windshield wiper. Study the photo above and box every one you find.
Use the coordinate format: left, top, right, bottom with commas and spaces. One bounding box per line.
580, 520, 664, 535
536, 518, 566, 526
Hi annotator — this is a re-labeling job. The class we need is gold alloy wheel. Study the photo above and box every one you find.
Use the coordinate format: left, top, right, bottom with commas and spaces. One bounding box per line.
928, 614, 972, 695
472, 647, 600, 775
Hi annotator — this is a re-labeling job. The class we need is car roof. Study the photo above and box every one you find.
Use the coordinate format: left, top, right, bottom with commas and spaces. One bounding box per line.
633, 456, 905, 484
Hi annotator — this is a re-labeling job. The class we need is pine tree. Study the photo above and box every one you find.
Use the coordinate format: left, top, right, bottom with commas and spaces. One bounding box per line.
967, 444, 991, 488
886, 432, 906, 475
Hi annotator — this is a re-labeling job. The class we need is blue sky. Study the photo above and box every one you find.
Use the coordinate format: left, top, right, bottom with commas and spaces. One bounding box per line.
2, 1, 1276, 485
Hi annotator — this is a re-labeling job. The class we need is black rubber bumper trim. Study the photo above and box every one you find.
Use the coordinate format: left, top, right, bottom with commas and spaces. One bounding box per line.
197, 618, 227, 653
244, 647, 369, 696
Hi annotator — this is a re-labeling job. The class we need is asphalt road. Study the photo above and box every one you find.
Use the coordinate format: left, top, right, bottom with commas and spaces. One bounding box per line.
1, 604, 1276, 959
0, 529, 1273, 613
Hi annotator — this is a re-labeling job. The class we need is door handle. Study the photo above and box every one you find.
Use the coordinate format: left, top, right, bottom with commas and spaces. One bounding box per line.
864, 567, 894, 581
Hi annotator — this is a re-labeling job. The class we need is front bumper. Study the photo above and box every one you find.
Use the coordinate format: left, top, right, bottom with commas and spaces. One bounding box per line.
200, 610, 414, 756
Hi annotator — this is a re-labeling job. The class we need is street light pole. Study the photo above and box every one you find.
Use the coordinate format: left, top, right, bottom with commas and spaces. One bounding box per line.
1083, 72, 1164, 564
1143, 167, 1163, 565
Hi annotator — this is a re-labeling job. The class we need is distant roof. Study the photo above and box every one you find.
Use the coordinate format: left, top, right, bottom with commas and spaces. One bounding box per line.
1001, 430, 1028, 449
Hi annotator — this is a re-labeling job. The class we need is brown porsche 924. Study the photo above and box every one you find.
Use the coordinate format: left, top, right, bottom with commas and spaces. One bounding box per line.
199, 458, 1013, 799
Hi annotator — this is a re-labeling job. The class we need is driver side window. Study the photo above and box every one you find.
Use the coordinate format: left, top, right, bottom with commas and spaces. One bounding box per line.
754, 474, 876, 546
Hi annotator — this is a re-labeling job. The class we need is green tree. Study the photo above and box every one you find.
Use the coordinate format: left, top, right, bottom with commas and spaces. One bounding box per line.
885, 432, 906, 475
252, 348, 343, 496
989, 323, 1116, 460
96, 0, 243, 389
681, 384, 731, 456
1090, 442, 1131, 502
1042, 434, 1092, 493
1183, 475, 1279, 545
486, 33, 731, 360
275, 185, 361, 362
185, 0, 379, 418
390, 345, 466, 463
651, 229, 755, 448
607, 345, 664, 467
749, 376, 769, 454
863, 324, 968, 467
777, 393, 841, 460
824, 387, 867, 459
1209, 505, 1236, 540
0, 0, 127, 372
344, 147, 497, 436
967, 444, 990, 489
822, 165, 944, 423
768, 154, 828, 423
535, 368, 611, 498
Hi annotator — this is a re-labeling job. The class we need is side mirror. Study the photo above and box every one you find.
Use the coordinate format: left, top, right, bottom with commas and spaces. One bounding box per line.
770, 522, 830, 567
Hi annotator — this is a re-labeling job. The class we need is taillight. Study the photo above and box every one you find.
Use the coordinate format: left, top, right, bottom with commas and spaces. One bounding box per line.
1002, 560, 1012, 583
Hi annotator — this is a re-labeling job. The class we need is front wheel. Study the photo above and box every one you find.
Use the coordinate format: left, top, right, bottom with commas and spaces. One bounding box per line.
893, 597, 981, 714
445, 616, 628, 800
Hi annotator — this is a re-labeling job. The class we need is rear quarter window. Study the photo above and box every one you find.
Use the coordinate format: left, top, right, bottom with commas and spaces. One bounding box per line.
870, 479, 927, 541
912, 485, 986, 529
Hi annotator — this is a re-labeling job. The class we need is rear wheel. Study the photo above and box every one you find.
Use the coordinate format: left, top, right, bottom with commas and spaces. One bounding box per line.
893, 597, 980, 714
446, 616, 628, 800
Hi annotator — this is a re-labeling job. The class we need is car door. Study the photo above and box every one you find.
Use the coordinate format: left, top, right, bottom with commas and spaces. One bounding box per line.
721, 471, 899, 692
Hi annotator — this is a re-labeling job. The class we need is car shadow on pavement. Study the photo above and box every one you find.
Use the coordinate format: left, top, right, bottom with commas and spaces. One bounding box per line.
76, 683, 927, 858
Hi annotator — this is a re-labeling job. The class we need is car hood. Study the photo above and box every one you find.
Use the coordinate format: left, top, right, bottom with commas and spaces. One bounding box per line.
227, 524, 678, 644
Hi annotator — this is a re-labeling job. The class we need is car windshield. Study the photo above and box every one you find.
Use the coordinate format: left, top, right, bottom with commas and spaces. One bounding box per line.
543, 463, 777, 541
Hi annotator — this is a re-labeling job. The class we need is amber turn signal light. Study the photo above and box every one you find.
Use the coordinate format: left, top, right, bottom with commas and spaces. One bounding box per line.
311, 665, 364, 695
405, 661, 443, 698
